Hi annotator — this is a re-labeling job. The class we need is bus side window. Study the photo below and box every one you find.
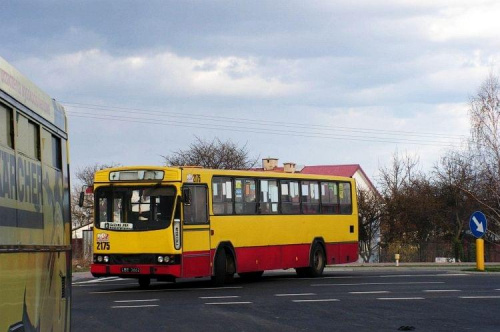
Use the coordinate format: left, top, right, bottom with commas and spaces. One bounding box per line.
0, 104, 14, 149
16, 113, 40, 160
212, 177, 233, 215
259, 179, 278, 214
235, 178, 257, 215
302, 181, 320, 214
320, 182, 339, 214
339, 182, 352, 214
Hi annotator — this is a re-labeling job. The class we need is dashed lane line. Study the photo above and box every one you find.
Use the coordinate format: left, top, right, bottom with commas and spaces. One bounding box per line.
199, 296, 240, 299
377, 297, 425, 301
274, 293, 316, 297
113, 299, 160, 303
204, 302, 252, 305
349, 291, 390, 294
90, 286, 243, 294
423, 289, 461, 293
311, 281, 445, 287
111, 304, 160, 309
460, 296, 500, 299
292, 299, 340, 303
73, 277, 122, 285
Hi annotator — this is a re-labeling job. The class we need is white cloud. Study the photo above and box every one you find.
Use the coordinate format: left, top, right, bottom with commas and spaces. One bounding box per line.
15, 49, 303, 100
427, 2, 500, 42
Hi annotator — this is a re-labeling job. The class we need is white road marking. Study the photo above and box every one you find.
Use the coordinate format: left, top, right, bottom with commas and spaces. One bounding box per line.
91, 286, 243, 294
275, 293, 316, 297
292, 299, 340, 303
199, 296, 240, 299
111, 305, 160, 309
205, 302, 252, 305
423, 289, 461, 293
311, 281, 445, 287
74, 283, 138, 287
380, 273, 468, 278
460, 296, 500, 299
349, 291, 390, 294
73, 277, 122, 285
377, 297, 425, 301
113, 299, 160, 303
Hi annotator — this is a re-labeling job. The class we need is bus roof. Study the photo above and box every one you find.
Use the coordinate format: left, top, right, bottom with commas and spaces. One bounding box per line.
0, 56, 66, 131
94, 166, 356, 183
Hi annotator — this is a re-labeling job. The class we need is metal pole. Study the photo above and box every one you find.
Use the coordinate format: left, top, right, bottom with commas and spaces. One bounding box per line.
476, 238, 485, 271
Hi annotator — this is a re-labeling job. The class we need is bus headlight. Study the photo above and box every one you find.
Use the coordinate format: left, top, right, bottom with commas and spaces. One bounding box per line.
164, 256, 170, 263
97, 255, 103, 263
103, 256, 109, 263
157, 256, 164, 263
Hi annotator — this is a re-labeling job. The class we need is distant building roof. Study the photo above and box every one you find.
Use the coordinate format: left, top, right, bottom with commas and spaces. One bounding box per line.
252, 164, 377, 194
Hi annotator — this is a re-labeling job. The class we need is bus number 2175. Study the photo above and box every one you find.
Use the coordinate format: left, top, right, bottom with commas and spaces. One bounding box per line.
97, 242, 110, 250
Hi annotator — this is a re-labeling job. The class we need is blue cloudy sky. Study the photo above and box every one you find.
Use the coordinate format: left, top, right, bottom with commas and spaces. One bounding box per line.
2, 0, 499, 185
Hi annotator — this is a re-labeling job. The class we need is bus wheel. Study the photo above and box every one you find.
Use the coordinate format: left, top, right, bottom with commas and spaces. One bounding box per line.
212, 249, 234, 286
296, 243, 326, 278
238, 271, 264, 282
138, 276, 151, 289
309, 243, 326, 277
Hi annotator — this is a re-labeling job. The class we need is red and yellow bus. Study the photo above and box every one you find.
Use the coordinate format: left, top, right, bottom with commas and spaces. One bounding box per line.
0, 56, 71, 331
90, 166, 358, 287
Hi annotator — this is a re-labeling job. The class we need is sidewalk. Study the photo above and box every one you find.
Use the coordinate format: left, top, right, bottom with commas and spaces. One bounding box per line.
72, 262, 497, 281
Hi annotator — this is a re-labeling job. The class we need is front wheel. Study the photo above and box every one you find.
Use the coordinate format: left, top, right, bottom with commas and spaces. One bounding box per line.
138, 276, 151, 288
212, 249, 235, 286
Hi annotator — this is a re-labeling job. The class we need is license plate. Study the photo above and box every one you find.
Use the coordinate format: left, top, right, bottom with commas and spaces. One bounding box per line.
121, 267, 140, 273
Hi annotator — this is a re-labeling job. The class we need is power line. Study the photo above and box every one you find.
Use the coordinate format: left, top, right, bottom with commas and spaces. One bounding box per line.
66, 110, 463, 148
62, 101, 465, 141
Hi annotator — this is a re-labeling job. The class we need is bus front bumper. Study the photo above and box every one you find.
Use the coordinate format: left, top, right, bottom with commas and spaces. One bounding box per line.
91, 264, 182, 278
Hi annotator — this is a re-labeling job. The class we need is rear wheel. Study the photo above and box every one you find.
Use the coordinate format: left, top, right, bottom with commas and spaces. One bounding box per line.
138, 276, 151, 288
238, 271, 264, 282
295, 243, 326, 278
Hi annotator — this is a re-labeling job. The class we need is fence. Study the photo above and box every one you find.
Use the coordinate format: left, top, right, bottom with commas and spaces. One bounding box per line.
72, 230, 93, 267
379, 238, 500, 263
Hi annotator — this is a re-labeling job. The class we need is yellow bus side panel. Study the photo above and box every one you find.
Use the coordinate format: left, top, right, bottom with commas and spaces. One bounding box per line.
0, 252, 70, 332
211, 214, 358, 249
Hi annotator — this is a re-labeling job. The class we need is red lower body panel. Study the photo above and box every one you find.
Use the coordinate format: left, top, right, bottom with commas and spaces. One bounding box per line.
233, 242, 358, 273
91, 242, 358, 279
91, 264, 181, 278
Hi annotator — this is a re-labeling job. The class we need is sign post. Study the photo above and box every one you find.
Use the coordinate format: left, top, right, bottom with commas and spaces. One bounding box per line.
469, 211, 487, 271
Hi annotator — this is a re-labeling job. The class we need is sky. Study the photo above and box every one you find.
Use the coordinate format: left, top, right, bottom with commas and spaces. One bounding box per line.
2, 0, 499, 187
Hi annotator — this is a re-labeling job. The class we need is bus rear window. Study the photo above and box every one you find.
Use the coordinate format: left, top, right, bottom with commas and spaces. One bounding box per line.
96, 186, 176, 231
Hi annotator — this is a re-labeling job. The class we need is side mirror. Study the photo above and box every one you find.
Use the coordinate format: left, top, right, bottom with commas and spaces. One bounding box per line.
183, 188, 191, 206
78, 192, 85, 208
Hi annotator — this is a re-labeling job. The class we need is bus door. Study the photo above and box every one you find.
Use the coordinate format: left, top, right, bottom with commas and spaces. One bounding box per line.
181, 185, 211, 278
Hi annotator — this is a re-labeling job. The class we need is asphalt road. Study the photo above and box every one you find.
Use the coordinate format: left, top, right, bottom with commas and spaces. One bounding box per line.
71, 268, 500, 332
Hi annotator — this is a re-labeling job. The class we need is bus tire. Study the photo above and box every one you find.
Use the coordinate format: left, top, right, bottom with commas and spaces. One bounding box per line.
238, 271, 264, 282
138, 276, 151, 289
212, 249, 234, 286
309, 242, 326, 277
296, 243, 326, 278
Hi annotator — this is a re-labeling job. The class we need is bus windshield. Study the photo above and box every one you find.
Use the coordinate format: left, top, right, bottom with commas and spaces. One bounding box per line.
96, 186, 176, 231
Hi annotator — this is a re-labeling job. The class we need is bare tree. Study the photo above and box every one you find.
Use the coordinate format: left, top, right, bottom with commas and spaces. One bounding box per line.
71, 163, 119, 229
358, 188, 382, 263
163, 137, 259, 170
378, 151, 422, 244
468, 72, 500, 230
434, 150, 477, 260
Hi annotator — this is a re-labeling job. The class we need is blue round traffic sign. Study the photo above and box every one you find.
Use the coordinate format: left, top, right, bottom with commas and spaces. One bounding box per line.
469, 211, 487, 238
